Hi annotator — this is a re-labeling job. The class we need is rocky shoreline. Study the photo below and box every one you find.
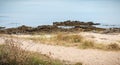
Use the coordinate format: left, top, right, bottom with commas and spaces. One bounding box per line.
0, 20, 119, 34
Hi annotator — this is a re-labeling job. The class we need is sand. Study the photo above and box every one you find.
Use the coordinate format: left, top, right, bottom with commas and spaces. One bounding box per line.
80, 32, 120, 45
0, 32, 120, 65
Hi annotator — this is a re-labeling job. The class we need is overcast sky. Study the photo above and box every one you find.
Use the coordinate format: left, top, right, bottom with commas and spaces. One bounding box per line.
0, 0, 120, 27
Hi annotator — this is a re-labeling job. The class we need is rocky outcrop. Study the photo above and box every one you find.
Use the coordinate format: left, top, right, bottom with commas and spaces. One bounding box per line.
2, 25, 33, 34
0, 20, 104, 34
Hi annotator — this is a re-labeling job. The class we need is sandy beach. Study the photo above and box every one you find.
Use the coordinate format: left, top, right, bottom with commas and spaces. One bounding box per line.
0, 32, 120, 65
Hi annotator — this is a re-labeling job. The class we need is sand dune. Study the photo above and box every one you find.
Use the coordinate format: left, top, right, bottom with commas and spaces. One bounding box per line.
0, 33, 120, 65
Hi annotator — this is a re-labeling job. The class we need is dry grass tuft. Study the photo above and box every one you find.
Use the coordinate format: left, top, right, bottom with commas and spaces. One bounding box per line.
55, 34, 83, 43
80, 40, 95, 49
0, 39, 31, 65
106, 43, 120, 51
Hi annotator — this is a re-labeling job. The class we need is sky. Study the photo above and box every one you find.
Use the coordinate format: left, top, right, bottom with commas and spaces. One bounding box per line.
0, 0, 120, 28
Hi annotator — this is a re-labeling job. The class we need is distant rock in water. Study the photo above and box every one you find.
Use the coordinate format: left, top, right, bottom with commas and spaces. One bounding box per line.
53, 20, 100, 26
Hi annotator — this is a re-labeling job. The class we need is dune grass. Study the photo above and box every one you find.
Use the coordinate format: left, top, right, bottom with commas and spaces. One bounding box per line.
25, 33, 120, 51
5, 32, 120, 51
0, 39, 65, 65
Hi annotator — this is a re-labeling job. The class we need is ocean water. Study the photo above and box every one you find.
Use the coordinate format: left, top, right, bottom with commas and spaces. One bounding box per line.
95, 24, 120, 28
0, 16, 120, 28
0, 0, 120, 28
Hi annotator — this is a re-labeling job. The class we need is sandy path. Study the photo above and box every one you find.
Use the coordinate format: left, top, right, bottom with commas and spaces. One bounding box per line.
0, 36, 120, 65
